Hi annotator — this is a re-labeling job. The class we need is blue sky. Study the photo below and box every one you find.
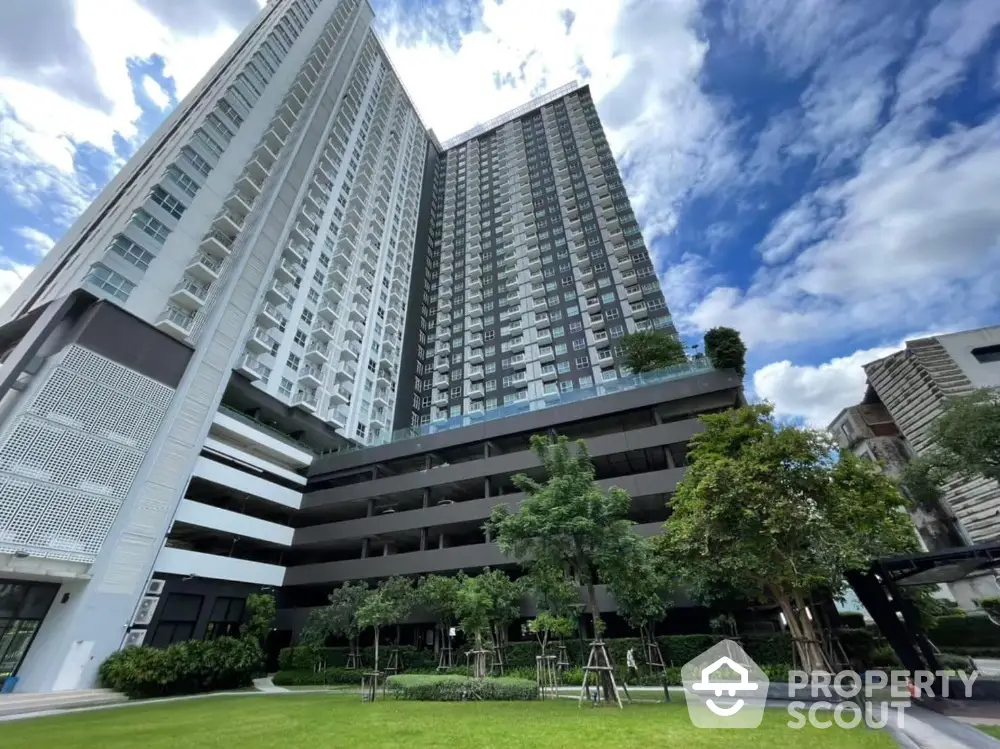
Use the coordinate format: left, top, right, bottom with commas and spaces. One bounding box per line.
1, 0, 998, 426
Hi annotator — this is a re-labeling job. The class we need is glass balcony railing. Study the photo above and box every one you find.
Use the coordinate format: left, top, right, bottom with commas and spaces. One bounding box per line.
327, 359, 714, 455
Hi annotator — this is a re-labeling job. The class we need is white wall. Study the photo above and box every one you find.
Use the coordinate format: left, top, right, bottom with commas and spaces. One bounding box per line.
938, 327, 1000, 389
192, 455, 303, 509
154, 546, 285, 586
174, 498, 293, 545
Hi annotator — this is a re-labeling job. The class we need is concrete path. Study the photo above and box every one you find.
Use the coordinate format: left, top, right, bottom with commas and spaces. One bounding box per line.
252, 677, 289, 693
884, 705, 1000, 749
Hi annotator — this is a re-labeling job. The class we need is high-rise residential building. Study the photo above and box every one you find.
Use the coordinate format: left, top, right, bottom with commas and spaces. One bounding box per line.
829, 325, 1000, 608
0, 0, 738, 695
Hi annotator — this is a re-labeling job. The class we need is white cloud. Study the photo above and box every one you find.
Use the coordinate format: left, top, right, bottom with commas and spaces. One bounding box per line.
0, 259, 34, 307
379, 0, 733, 244
0, 0, 252, 220
141, 76, 171, 109
13, 226, 56, 257
753, 344, 902, 428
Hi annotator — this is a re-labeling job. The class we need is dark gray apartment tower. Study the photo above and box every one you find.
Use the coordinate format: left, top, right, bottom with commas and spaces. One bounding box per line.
392, 84, 674, 433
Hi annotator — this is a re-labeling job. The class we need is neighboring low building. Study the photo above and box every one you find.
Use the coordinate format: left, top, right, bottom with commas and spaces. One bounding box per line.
829, 325, 1000, 609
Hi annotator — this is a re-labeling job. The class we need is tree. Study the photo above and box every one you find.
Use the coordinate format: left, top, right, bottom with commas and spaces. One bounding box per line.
605, 535, 674, 648
528, 612, 577, 656
619, 330, 688, 373
901, 386, 1000, 505
241, 593, 275, 644
703, 326, 747, 378
664, 404, 915, 673
490, 435, 636, 638
418, 573, 465, 655
455, 573, 495, 678
300, 581, 367, 667
477, 568, 524, 666
356, 576, 414, 673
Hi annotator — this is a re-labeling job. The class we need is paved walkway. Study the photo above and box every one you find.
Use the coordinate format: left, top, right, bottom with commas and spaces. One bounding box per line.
252, 677, 289, 693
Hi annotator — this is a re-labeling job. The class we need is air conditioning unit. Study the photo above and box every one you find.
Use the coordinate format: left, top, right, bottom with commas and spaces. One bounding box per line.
123, 629, 147, 647
131, 596, 160, 626
145, 579, 166, 596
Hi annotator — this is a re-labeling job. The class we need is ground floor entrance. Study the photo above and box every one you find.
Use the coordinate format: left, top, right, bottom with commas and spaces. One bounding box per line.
0, 580, 59, 690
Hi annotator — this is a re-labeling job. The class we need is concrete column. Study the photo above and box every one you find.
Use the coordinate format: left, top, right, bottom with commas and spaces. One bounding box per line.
422, 488, 430, 509
438, 533, 446, 550
484, 477, 491, 498
484, 526, 491, 543
653, 408, 663, 425
665, 447, 675, 469
424, 454, 433, 470
420, 528, 427, 551
367, 498, 374, 517
361, 538, 370, 559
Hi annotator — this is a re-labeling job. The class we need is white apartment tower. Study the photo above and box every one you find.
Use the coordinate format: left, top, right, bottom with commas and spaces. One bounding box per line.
2, 0, 423, 446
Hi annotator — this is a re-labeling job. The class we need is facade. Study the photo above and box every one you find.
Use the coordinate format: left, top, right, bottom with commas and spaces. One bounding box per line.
0, 0, 715, 694
829, 325, 1000, 608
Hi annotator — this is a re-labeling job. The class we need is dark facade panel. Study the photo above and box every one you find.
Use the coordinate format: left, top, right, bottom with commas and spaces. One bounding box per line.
70, 300, 194, 388
310, 369, 740, 476
303, 418, 702, 508
284, 521, 663, 585
294, 467, 687, 546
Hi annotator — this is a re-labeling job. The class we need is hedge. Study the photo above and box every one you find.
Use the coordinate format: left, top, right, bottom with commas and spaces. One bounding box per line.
386, 674, 536, 701
929, 615, 1000, 649
278, 631, 882, 674
99, 636, 263, 699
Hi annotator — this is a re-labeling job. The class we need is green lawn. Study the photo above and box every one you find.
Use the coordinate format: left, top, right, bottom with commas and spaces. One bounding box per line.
978, 725, 1000, 739
3, 693, 896, 749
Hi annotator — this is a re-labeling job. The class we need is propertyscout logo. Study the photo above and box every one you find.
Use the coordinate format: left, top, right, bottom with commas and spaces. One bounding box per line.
682, 640, 769, 728
682, 640, 980, 730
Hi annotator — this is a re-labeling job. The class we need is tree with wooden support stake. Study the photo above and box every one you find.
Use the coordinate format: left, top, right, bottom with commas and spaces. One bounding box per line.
299, 581, 367, 671
418, 573, 465, 671
490, 434, 637, 708
606, 534, 674, 701
356, 576, 414, 701
662, 403, 916, 676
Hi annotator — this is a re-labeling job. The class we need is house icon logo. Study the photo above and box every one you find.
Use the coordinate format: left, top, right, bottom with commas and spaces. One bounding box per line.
682, 640, 769, 728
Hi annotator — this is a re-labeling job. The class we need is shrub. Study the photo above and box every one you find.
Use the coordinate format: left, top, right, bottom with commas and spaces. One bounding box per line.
386, 674, 536, 701
930, 614, 1000, 649
271, 667, 368, 686
99, 636, 262, 699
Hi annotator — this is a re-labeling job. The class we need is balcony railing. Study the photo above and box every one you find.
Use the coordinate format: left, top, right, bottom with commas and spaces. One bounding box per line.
328, 359, 715, 454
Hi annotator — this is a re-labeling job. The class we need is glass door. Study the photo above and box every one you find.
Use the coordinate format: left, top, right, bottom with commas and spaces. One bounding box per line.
0, 581, 58, 688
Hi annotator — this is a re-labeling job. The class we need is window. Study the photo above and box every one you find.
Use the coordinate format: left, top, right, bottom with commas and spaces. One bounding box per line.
85, 264, 134, 302
485, 379, 497, 392
567, 305, 580, 317
972, 344, 1000, 364
108, 235, 154, 270
601, 368, 618, 381
294, 330, 307, 346
130, 209, 169, 244
194, 128, 225, 159
308, 288, 320, 303
601, 292, 616, 304
287, 354, 301, 370
165, 166, 200, 199
604, 308, 620, 321
182, 147, 212, 178
572, 338, 587, 351
279, 378, 294, 397
579, 375, 594, 389
575, 356, 590, 369
555, 343, 568, 356
610, 325, 625, 338
557, 361, 571, 373
560, 380, 574, 392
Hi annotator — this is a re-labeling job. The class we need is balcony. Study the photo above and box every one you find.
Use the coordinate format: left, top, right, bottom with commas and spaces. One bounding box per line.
433, 391, 449, 406
274, 258, 300, 285
335, 361, 357, 381
341, 340, 361, 360
345, 320, 365, 340
590, 313, 606, 330
257, 302, 283, 328
237, 354, 271, 381
293, 388, 319, 413
291, 221, 318, 245
265, 280, 292, 305
539, 346, 555, 362
630, 301, 649, 319
306, 341, 331, 363
200, 229, 235, 258
509, 337, 526, 353
170, 278, 209, 309
312, 320, 335, 342
214, 210, 244, 237
329, 384, 353, 405
316, 301, 338, 322
540, 365, 558, 381
283, 243, 306, 265
263, 125, 285, 153
324, 280, 345, 303
531, 284, 546, 299
468, 365, 485, 381
155, 304, 194, 338
245, 157, 272, 184
374, 389, 390, 408
348, 303, 367, 323
246, 326, 274, 354
299, 364, 324, 387
327, 405, 350, 428
235, 171, 264, 199
586, 297, 601, 312
468, 385, 485, 399
186, 252, 222, 283
225, 189, 255, 216
617, 255, 634, 272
